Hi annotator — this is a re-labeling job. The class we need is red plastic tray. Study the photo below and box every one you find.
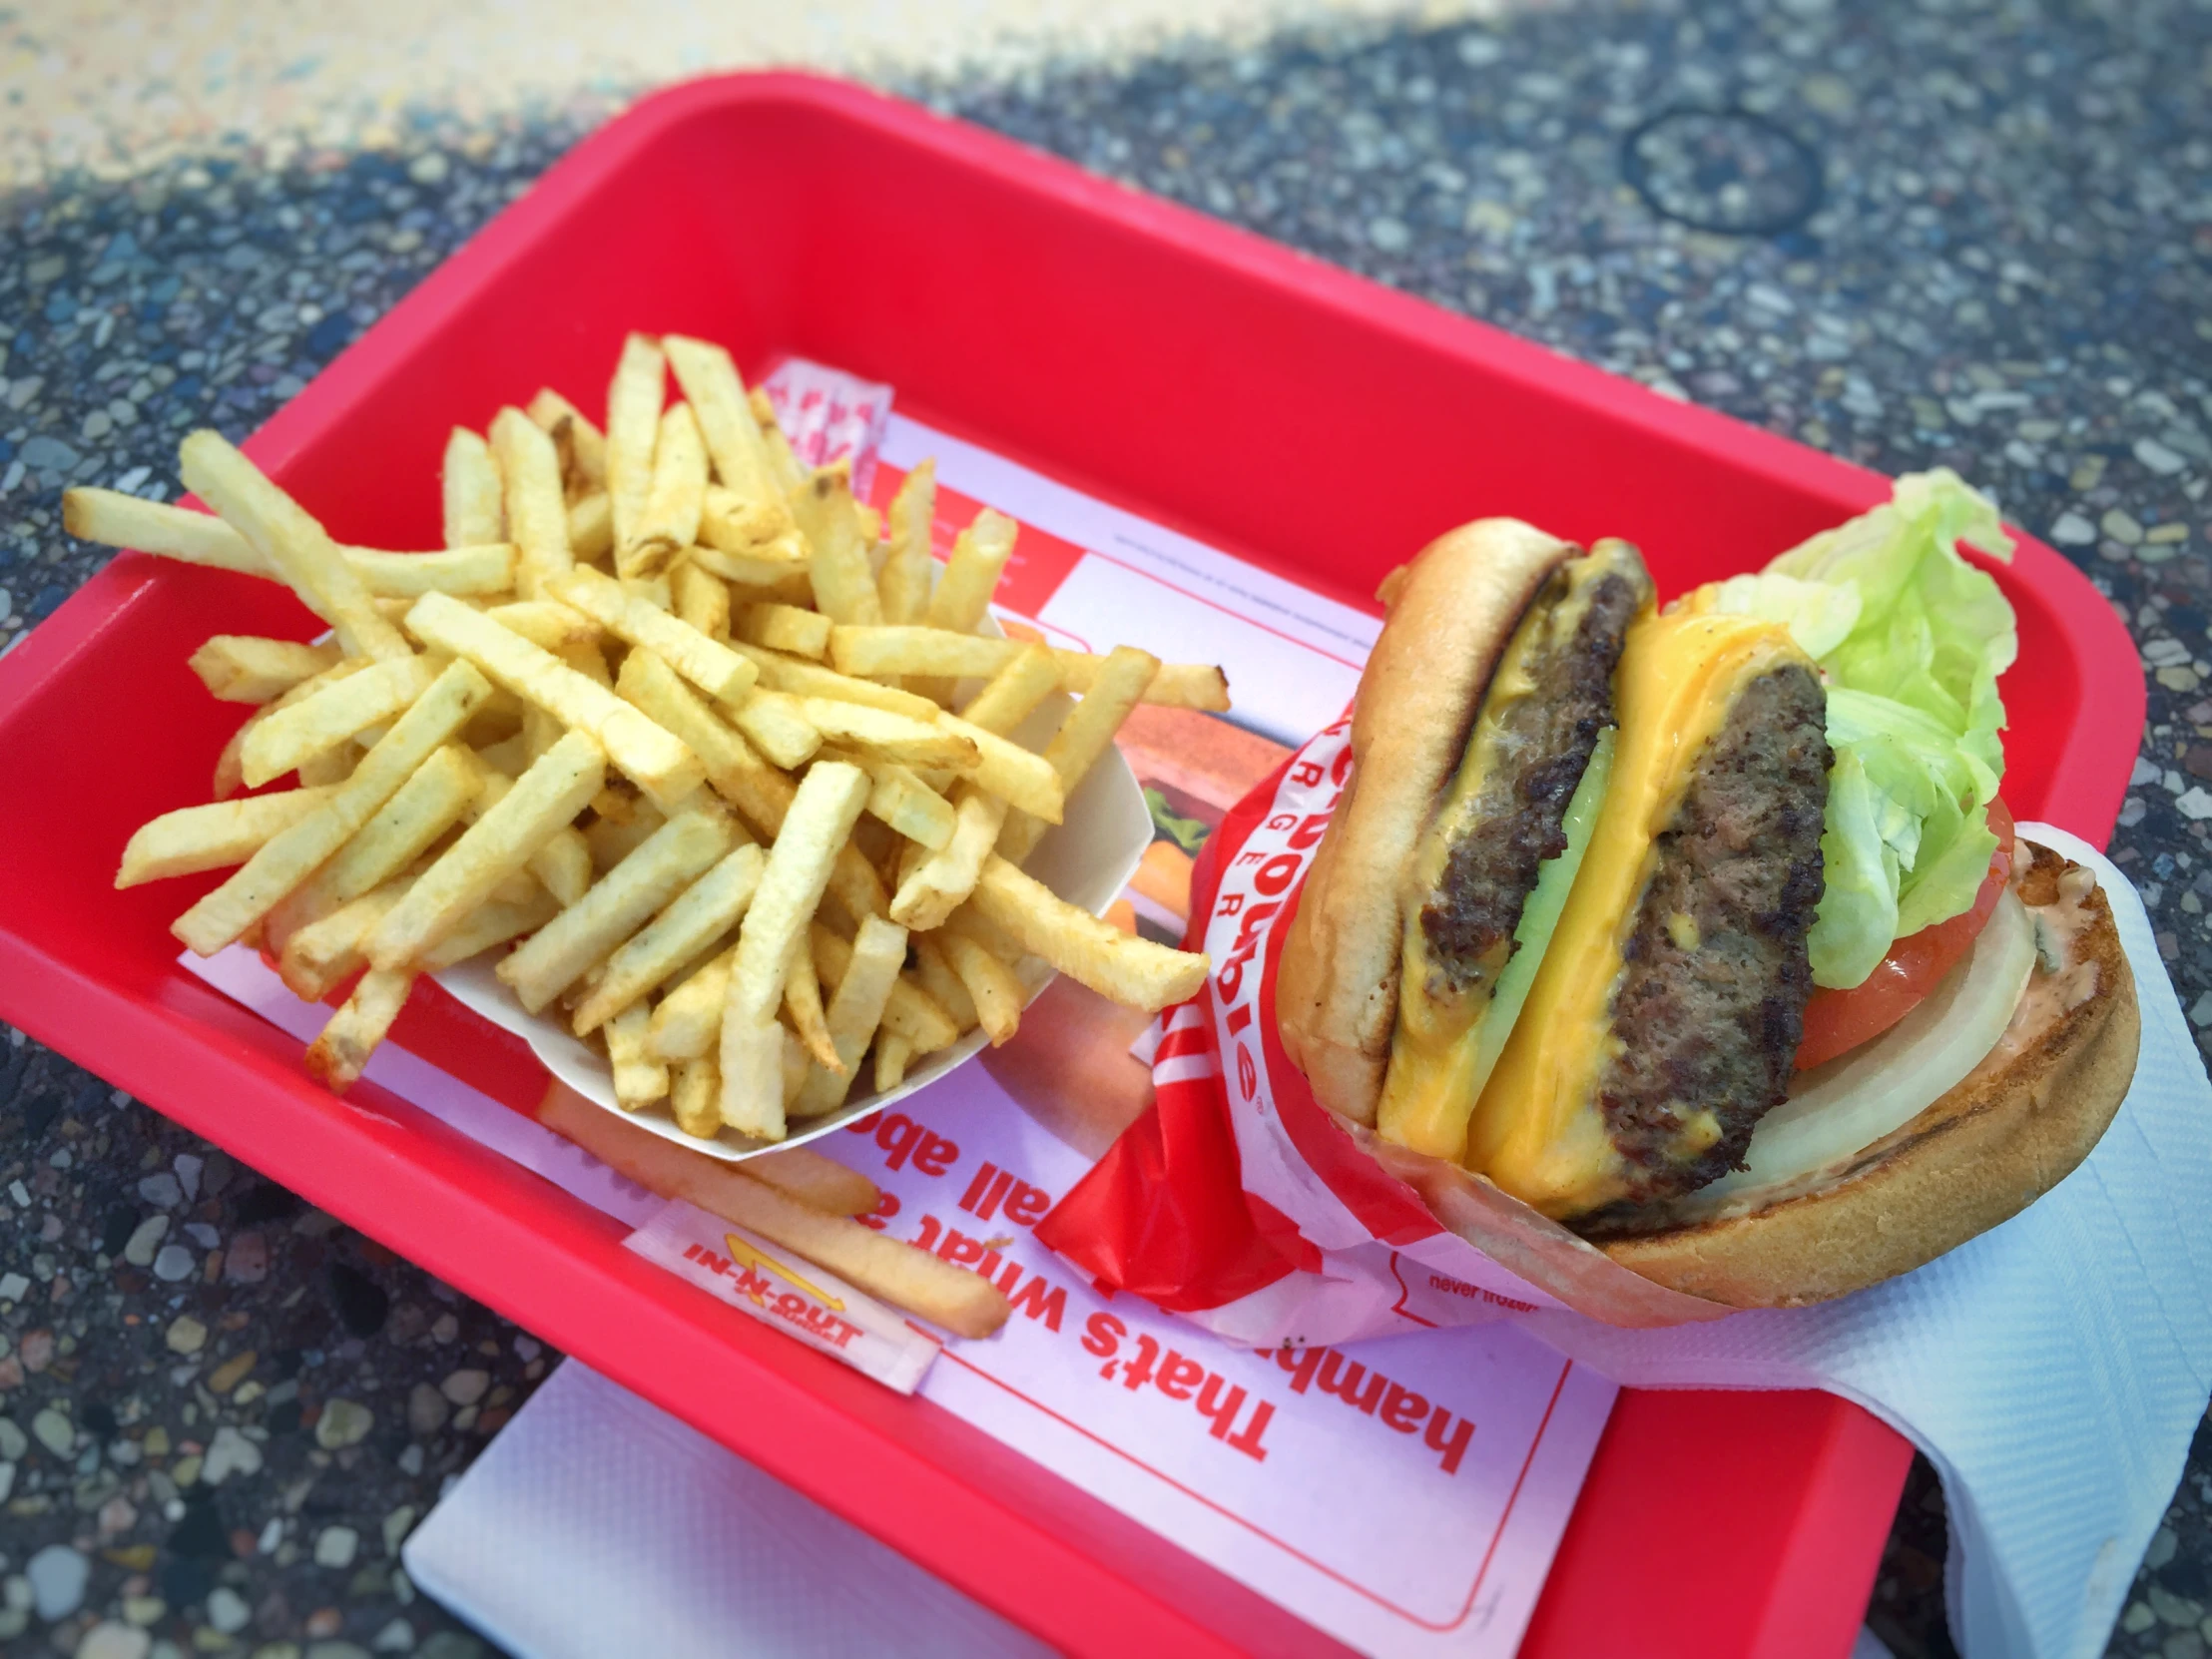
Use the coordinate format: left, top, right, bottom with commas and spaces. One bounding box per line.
0, 75, 2142, 1658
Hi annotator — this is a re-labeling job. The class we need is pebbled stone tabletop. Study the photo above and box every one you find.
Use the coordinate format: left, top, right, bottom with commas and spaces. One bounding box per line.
2, 3, 2206, 1656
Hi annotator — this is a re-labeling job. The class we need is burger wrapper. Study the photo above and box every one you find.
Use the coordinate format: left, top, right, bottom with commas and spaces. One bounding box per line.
1037, 717, 1742, 1339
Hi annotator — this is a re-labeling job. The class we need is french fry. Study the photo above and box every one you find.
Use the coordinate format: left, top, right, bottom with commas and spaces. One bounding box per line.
568, 491, 613, 562
909, 934, 979, 1034
480, 601, 596, 654
421, 885, 561, 968
539, 1084, 996, 1334
830, 625, 1009, 682
876, 459, 935, 627
179, 430, 414, 663
63, 489, 514, 597
241, 654, 436, 789
296, 747, 357, 789
621, 402, 708, 579
728, 687, 821, 771
550, 566, 756, 704
728, 642, 943, 719
648, 943, 736, 1061
957, 645, 1059, 736
783, 950, 839, 1071
734, 602, 832, 660
404, 592, 703, 808
663, 336, 767, 484
604, 1000, 670, 1110
571, 843, 767, 1035
933, 714, 1063, 822
672, 561, 730, 640
1059, 653, 1229, 712
812, 926, 961, 1056
499, 807, 738, 1012
691, 507, 808, 579
614, 648, 793, 839
872, 1034, 912, 1093
584, 800, 664, 871
939, 928, 1023, 1045
971, 855, 1209, 1012
561, 636, 614, 690
942, 896, 1034, 966
189, 636, 342, 705
277, 869, 415, 1000
632, 1127, 1007, 1334
842, 756, 955, 850
64, 488, 259, 574
717, 762, 870, 1139
922, 508, 1016, 637
999, 644, 1157, 864
116, 788, 338, 887
741, 1146, 879, 1217
212, 661, 369, 799
365, 731, 605, 971
749, 389, 808, 497
670, 1056, 721, 1138
467, 766, 600, 910
793, 914, 907, 1116
342, 544, 515, 598
173, 662, 492, 954
531, 826, 593, 905
799, 699, 976, 771
489, 405, 573, 598
888, 788, 1007, 929
306, 742, 480, 906
527, 388, 608, 494
605, 333, 665, 547
305, 967, 415, 1091
442, 427, 504, 547
698, 486, 807, 565
797, 464, 881, 626
475, 730, 532, 778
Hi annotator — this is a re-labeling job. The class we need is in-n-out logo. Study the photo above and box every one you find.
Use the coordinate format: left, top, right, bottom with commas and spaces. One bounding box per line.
1204, 720, 1354, 1109
680, 1236, 864, 1352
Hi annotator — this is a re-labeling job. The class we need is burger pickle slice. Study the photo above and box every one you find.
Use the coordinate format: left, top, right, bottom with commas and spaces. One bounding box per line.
1378, 539, 1654, 1160
1464, 610, 1831, 1220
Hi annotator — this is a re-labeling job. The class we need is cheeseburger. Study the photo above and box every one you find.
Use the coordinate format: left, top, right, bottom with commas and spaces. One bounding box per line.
1279, 471, 2139, 1308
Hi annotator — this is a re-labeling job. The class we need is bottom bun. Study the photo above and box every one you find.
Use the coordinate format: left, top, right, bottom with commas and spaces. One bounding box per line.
1597, 848, 2140, 1308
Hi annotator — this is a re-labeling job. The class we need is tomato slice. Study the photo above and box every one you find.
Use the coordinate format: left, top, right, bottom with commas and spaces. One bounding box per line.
1794, 799, 2016, 1071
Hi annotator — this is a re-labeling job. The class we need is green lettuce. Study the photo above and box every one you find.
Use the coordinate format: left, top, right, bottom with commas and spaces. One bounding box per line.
1700, 468, 2015, 987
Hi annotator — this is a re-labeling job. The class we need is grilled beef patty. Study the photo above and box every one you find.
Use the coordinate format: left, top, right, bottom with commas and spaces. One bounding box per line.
1579, 663, 1830, 1222
1418, 563, 1645, 988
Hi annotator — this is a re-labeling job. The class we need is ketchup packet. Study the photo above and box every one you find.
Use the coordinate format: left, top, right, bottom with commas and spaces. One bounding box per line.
1039, 720, 1739, 1346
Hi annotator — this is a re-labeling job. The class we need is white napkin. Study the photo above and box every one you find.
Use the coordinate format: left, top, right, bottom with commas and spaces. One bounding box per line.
403, 1360, 1052, 1659
1521, 826, 2212, 1659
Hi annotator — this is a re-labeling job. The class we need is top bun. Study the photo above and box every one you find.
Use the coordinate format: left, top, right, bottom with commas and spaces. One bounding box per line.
1276, 518, 1579, 1127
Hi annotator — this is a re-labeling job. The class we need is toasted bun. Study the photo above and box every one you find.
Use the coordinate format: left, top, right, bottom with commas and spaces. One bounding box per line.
1278, 519, 1579, 1126
1599, 847, 2140, 1307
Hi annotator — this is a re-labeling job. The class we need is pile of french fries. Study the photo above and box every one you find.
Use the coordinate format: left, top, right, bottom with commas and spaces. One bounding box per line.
79, 332, 1221, 1150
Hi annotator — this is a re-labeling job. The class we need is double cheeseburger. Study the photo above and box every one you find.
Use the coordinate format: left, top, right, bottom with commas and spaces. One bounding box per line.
1279, 474, 2139, 1308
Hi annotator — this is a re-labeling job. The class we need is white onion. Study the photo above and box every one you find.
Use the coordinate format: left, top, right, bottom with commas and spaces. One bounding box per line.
1702, 889, 2037, 1196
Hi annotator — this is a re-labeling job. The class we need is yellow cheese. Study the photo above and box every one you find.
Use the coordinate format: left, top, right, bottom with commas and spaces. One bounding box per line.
1462, 608, 1805, 1217
1378, 543, 1648, 1160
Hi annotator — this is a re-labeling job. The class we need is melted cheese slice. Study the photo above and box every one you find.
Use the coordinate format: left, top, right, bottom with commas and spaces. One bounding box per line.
1379, 546, 1647, 1161
1462, 609, 1807, 1218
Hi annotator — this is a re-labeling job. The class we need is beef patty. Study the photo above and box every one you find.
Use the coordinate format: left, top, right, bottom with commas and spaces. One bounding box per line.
1581, 662, 1830, 1222
1418, 559, 1646, 990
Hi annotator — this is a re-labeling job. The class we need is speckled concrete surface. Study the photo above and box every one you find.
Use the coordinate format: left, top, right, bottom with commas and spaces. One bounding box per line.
4, 3, 2210, 1657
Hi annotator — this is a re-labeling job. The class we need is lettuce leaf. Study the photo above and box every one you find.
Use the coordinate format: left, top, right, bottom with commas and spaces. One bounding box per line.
1723, 469, 2016, 987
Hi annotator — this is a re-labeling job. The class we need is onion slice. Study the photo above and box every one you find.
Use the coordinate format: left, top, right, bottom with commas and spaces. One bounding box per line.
1703, 888, 2037, 1196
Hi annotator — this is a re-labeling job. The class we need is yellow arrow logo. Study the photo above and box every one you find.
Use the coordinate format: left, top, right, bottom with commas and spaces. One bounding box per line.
725, 1233, 845, 1313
